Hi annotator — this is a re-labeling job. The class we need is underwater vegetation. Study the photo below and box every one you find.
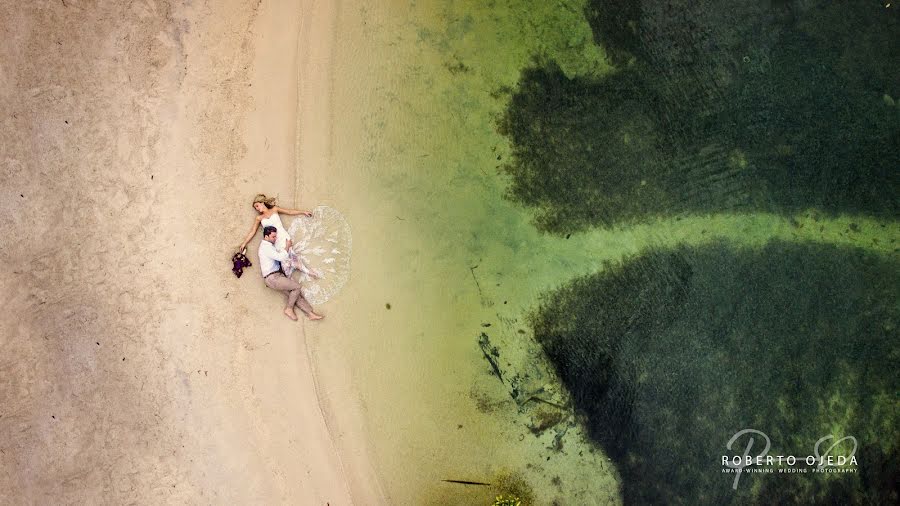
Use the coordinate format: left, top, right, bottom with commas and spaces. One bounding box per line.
487, 1, 900, 502
531, 240, 899, 505
498, 0, 899, 234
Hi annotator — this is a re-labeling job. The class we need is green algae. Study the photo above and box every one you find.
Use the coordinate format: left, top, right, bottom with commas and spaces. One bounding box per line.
493, 471, 535, 505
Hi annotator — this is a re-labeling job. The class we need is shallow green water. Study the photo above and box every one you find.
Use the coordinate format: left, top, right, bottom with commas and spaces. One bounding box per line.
324, 1, 899, 504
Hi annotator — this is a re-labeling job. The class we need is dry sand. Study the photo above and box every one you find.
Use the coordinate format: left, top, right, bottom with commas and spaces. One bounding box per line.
1, 0, 381, 503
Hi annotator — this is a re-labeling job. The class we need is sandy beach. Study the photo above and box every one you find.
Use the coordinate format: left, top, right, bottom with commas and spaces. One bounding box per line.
1, 0, 381, 503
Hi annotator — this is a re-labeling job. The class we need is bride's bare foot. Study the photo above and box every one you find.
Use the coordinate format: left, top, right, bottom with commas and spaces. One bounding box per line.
307, 312, 324, 321
283, 308, 298, 321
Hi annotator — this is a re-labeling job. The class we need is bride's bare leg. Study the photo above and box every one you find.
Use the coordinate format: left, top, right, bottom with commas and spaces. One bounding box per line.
297, 258, 321, 279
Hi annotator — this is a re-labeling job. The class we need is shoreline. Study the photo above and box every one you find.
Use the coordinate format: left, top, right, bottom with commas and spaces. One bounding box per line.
244, 0, 390, 503
294, 0, 389, 503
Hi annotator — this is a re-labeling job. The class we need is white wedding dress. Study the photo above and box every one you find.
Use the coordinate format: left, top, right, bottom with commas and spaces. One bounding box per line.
287, 206, 352, 305
260, 211, 291, 251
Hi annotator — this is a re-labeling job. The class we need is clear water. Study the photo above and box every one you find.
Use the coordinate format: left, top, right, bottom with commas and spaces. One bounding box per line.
316, 1, 899, 504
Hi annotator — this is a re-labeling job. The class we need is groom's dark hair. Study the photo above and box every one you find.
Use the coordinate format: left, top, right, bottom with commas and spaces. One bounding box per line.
262, 226, 277, 237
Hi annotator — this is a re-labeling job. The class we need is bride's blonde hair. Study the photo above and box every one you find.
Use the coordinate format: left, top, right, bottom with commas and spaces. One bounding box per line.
252, 193, 277, 209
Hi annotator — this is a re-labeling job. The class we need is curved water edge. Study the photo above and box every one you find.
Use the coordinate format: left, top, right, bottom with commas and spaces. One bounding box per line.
291, 0, 391, 504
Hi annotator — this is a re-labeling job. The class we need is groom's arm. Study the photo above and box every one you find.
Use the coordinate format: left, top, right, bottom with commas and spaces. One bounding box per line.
259, 241, 291, 263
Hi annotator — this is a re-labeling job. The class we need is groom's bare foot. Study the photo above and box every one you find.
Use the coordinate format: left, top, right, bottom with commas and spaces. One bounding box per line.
283, 308, 298, 321
307, 312, 324, 321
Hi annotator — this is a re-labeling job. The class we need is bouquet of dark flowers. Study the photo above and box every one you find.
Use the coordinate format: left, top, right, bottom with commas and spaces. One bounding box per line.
231, 249, 252, 278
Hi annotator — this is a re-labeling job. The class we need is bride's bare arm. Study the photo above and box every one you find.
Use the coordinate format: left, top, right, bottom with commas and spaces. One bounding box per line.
238, 217, 261, 251
275, 206, 312, 217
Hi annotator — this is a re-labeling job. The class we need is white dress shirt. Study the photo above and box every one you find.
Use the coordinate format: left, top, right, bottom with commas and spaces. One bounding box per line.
258, 239, 290, 277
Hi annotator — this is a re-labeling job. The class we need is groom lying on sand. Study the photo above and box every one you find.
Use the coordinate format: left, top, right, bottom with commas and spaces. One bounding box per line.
258, 225, 324, 321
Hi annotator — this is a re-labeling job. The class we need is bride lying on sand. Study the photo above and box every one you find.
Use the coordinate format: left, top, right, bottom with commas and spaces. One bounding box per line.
237, 193, 319, 278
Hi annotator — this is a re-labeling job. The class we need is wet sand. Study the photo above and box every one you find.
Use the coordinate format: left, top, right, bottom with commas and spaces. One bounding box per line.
1, 0, 379, 503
